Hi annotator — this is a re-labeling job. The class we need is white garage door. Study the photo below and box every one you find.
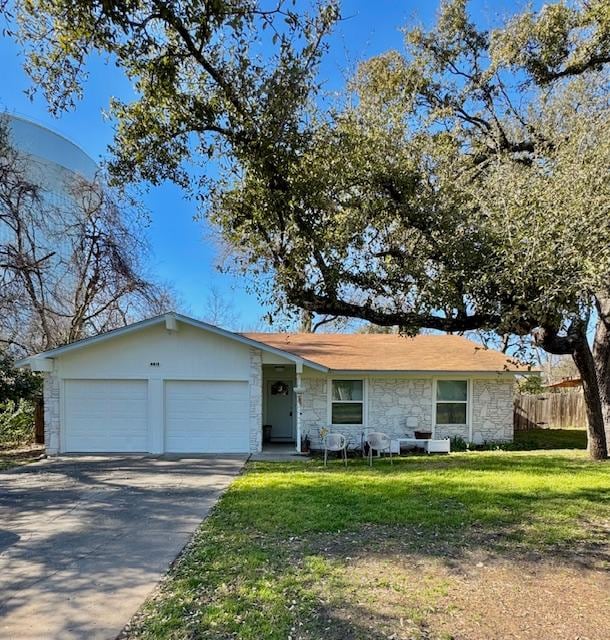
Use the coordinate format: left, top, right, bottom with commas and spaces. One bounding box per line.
64, 380, 148, 452
165, 380, 249, 453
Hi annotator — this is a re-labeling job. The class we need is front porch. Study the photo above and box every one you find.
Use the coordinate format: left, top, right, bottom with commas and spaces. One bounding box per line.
250, 442, 309, 461
261, 363, 303, 453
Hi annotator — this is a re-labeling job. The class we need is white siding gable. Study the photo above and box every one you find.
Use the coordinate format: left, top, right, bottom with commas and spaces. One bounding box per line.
55, 323, 252, 381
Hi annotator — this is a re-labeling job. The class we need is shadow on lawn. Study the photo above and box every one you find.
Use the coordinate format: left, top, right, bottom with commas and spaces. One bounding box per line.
230, 454, 610, 567
276, 450, 598, 473
299, 601, 427, 640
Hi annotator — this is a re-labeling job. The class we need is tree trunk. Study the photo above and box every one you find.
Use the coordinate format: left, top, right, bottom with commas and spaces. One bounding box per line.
593, 294, 610, 443
299, 310, 313, 332
536, 322, 608, 460
573, 336, 608, 460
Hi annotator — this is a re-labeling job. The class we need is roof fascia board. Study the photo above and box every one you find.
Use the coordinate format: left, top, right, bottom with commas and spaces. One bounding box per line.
15, 315, 165, 367
326, 369, 523, 377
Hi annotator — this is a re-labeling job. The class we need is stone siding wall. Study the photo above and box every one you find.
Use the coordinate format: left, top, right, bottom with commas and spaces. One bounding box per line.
303, 376, 436, 450
248, 348, 263, 452
301, 374, 514, 449
368, 378, 433, 437
43, 372, 60, 455
300, 375, 328, 449
471, 378, 514, 443
434, 423, 470, 440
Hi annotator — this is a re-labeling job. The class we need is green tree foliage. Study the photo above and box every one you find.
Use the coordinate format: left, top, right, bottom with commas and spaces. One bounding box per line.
518, 376, 545, 396
0, 399, 35, 449
0, 349, 38, 449
8, 0, 610, 457
0, 350, 40, 403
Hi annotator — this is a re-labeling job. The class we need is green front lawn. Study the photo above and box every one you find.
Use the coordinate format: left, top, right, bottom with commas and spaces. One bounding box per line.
514, 428, 587, 449
124, 452, 610, 640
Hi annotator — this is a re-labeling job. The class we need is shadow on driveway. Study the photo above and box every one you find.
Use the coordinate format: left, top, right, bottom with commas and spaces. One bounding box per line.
0, 456, 245, 640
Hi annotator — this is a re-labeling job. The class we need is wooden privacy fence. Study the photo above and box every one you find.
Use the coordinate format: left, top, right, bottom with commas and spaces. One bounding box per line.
514, 391, 587, 431
34, 398, 44, 444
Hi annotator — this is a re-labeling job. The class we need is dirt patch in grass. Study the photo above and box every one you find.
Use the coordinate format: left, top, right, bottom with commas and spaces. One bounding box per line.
305, 528, 610, 640
433, 554, 608, 640
0, 445, 44, 471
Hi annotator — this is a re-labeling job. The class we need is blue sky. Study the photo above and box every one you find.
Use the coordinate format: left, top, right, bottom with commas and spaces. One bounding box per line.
0, 0, 530, 330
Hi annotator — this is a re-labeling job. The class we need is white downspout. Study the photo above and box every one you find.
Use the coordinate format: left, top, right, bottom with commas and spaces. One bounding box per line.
295, 361, 303, 453
468, 378, 474, 443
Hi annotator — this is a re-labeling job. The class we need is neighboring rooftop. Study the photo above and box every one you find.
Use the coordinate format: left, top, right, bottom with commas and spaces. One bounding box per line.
244, 332, 531, 373
545, 378, 582, 389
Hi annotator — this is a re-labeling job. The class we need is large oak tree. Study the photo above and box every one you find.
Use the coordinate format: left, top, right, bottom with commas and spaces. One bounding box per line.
8, 0, 610, 457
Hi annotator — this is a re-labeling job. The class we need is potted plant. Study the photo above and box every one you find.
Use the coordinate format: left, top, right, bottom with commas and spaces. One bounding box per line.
300, 432, 311, 453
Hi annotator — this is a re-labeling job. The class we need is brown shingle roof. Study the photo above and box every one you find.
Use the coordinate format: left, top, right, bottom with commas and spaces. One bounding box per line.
243, 332, 530, 373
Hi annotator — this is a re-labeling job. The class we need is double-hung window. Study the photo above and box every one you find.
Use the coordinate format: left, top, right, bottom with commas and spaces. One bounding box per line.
331, 380, 364, 425
436, 380, 468, 425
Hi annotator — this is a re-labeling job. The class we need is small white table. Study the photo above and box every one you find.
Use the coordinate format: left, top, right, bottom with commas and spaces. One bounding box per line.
395, 437, 451, 454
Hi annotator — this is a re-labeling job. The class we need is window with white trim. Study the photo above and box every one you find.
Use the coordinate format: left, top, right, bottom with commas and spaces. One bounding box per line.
331, 380, 364, 425
436, 380, 468, 425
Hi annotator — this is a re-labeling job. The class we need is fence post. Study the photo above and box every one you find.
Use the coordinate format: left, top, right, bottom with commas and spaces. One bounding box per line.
34, 398, 44, 444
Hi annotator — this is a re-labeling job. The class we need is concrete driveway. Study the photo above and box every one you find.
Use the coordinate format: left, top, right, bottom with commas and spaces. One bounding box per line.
0, 456, 245, 640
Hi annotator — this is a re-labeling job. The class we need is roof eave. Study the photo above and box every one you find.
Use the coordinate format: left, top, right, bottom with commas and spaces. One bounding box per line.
15, 315, 166, 367
325, 369, 525, 376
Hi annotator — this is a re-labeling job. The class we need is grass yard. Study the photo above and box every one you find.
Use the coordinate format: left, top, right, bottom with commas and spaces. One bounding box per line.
0, 446, 43, 471
514, 428, 587, 449
123, 451, 610, 640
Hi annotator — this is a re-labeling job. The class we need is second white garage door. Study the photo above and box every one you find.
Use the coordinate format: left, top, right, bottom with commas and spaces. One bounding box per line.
164, 380, 250, 453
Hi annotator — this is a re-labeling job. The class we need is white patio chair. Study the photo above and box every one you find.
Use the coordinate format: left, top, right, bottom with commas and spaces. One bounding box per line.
366, 431, 393, 466
324, 433, 348, 467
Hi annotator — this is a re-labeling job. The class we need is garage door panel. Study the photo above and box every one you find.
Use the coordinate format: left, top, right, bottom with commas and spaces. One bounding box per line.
64, 380, 148, 452
165, 380, 249, 453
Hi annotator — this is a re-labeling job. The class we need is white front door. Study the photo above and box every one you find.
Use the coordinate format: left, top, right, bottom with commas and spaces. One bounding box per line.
64, 379, 148, 452
164, 380, 250, 453
266, 379, 295, 441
